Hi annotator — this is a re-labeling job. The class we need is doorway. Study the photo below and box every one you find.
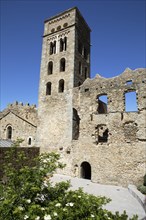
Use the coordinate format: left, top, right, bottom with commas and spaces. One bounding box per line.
80, 161, 91, 180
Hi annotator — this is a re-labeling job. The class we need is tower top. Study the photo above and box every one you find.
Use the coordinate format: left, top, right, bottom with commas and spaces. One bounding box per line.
44, 7, 91, 32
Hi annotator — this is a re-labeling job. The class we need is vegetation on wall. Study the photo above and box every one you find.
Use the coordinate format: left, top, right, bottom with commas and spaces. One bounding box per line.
0, 140, 138, 220
137, 174, 146, 195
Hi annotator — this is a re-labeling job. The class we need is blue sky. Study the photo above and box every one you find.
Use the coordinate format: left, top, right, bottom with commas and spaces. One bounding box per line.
0, 0, 145, 110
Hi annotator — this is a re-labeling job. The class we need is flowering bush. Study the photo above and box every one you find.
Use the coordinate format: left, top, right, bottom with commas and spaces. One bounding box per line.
0, 140, 138, 220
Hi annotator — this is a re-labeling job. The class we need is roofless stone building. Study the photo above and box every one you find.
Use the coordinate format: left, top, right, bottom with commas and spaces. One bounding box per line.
0, 7, 146, 186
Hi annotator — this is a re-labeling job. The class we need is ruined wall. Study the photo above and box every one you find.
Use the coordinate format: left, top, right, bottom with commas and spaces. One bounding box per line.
0, 102, 37, 147
69, 68, 146, 186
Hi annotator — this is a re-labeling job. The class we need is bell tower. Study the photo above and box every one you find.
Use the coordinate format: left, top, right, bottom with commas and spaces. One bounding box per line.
37, 7, 91, 152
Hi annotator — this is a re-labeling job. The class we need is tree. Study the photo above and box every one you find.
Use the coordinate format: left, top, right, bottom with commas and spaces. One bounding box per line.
0, 140, 138, 220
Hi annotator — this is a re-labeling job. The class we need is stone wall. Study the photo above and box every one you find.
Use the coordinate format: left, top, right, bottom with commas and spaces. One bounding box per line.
68, 68, 146, 186
0, 102, 37, 147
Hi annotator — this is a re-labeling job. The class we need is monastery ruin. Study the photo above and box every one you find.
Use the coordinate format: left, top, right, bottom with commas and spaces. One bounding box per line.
0, 7, 146, 186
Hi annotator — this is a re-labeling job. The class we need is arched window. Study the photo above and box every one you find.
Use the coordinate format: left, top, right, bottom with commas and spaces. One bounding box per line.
28, 137, 32, 145
60, 58, 66, 72
60, 37, 67, 52
48, 61, 53, 75
50, 41, 56, 55
46, 82, 52, 95
7, 126, 12, 139
58, 79, 64, 93
80, 162, 91, 180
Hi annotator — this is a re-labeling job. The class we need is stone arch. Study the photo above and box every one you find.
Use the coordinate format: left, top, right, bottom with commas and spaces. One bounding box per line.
80, 161, 91, 180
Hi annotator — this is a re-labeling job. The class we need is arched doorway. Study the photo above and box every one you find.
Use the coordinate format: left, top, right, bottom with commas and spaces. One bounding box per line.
80, 162, 91, 180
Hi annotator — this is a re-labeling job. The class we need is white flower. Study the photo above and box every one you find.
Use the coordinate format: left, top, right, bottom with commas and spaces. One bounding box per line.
55, 203, 61, 207
43, 158, 50, 163
43, 180, 48, 187
53, 212, 58, 216
44, 214, 51, 220
91, 214, 95, 218
26, 199, 31, 203
78, 195, 81, 198
35, 217, 40, 220
18, 206, 24, 211
66, 202, 74, 207
24, 215, 29, 219
41, 207, 45, 210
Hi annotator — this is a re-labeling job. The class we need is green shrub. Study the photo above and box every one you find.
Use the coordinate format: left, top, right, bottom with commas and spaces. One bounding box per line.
137, 185, 146, 195
0, 140, 138, 220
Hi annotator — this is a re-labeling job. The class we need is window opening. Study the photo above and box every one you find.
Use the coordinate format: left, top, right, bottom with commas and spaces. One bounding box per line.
59, 79, 64, 93
50, 41, 56, 55
125, 91, 138, 112
126, 80, 133, 85
94, 125, 109, 144
28, 138, 32, 145
72, 108, 80, 140
80, 162, 91, 180
57, 25, 61, 31
7, 126, 12, 139
46, 82, 52, 95
60, 58, 66, 72
97, 95, 108, 114
48, 61, 53, 74
60, 37, 67, 52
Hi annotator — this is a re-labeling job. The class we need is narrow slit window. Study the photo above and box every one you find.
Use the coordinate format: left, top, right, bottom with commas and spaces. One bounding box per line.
125, 91, 138, 112
28, 138, 32, 145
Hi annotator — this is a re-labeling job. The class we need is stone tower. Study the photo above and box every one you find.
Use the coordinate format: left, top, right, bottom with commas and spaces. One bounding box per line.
37, 7, 91, 152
